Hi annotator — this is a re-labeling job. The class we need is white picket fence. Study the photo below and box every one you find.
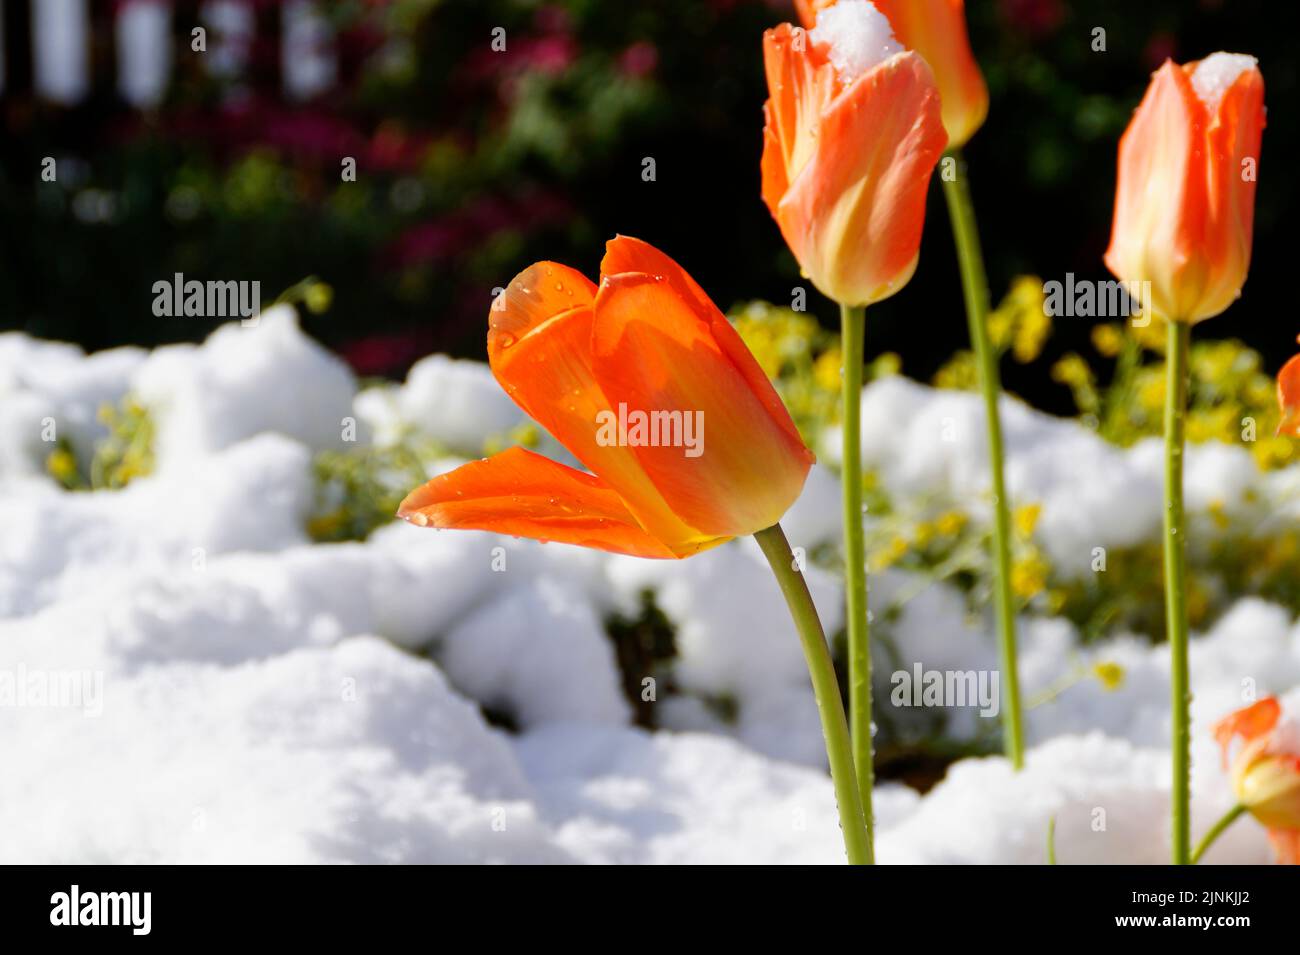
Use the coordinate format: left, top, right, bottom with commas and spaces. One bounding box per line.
1, 0, 337, 107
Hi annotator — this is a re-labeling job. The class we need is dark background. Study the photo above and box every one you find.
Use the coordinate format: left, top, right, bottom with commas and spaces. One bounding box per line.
0, 0, 1294, 413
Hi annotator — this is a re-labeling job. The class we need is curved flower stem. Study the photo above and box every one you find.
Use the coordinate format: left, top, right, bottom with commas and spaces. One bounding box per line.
1165, 318, 1193, 864
838, 301, 875, 858
754, 523, 871, 865
1190, 804, 1245, 864
940, 149, 1025, 770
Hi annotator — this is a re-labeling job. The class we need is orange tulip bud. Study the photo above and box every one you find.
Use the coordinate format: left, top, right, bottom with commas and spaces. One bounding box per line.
762, 2, 947, 306
798, 0, 987, 147
397, 237, 815, 559
1213, 697, 1300, 863
1278, 343, 1300, 437
1104, 54, 1266, 324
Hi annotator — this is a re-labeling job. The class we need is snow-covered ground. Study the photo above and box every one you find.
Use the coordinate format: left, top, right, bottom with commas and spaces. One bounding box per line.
1, 307, 1295, 863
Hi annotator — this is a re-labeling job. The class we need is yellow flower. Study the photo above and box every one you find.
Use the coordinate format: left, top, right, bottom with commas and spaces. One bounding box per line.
305, 282, 333, 315
1050, 354, 1092, 388
871, 535, 909, 572
46, 448, 79, 485
1137, 375, 1165, 413
870, 351, 902, 379
1132, 317, 1167, 352
985, 276, 1050, 362
935, 510, 967, 537
1091, 661, 1125, 691
933, 351, 978, 391
1207, 499, 1230, 530
814, 346, 843, 392
1254, 436, 1295, 470
1010, 555, 1049, 600
1013, 306, 1050, 364
1013, 503, 1042, 539
987, 310, 1014, 351
1091, 323, 1124, 358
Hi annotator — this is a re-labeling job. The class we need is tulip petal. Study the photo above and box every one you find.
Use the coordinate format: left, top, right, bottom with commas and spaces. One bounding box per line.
488, 261, 707, 552
1200, 61, 1266, 319
875, 0, 988, 148
396, 446, 679, 559
1279, 353, 1300, 437
488, 261, 596, 361
600, 235, 810, 457
592, 248, 814, 538
1266, 829, 1300, 865
1213, 696, 1280, 767
1105, 62, 1208, 321
761, 23, 838, 219
776, 50, 947, 306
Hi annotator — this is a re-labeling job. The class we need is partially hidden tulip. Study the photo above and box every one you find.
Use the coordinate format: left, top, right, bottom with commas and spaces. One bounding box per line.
1278, 340, 1300, 437
1104, 53, 1266, 324
796, 0, 988, 147
397, 236, 815, 558
762, 0, 947, 307
1213, 696, 1300, 864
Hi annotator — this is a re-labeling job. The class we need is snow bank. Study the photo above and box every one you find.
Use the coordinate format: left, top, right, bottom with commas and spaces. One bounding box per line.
846, 377, 1271, 576
357, 354, 525, 454
132, 304, 356, 471
0, 434, 313, 618
0, 638, 570, 864
3, 323, 1296, 864
0, 334, 144, 478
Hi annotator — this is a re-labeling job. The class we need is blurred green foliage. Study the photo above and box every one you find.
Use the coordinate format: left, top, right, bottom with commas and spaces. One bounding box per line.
3, 0, 1293, 401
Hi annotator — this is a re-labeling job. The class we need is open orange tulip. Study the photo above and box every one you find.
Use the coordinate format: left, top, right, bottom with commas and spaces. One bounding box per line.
1278, 341, 1300, 437
1213, 697, 1300, 864
762, 1, 947, 307
796, 0, 988, 148
396, 236, 815, 558
1104, 54, 1266, 324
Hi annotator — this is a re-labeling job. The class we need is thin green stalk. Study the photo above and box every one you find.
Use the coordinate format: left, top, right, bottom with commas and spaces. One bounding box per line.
940, 149, 1025, 770
1165, 318, 1192, 864
1190, 804, 1245, 864
754, 523, 870, 865
838, 301, 875, 859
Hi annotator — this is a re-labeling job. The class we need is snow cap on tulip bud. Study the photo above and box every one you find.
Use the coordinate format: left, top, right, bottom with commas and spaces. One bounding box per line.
762, 0, 947, 307
1104, 53, 1265, 324
797, 0, 988, 147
